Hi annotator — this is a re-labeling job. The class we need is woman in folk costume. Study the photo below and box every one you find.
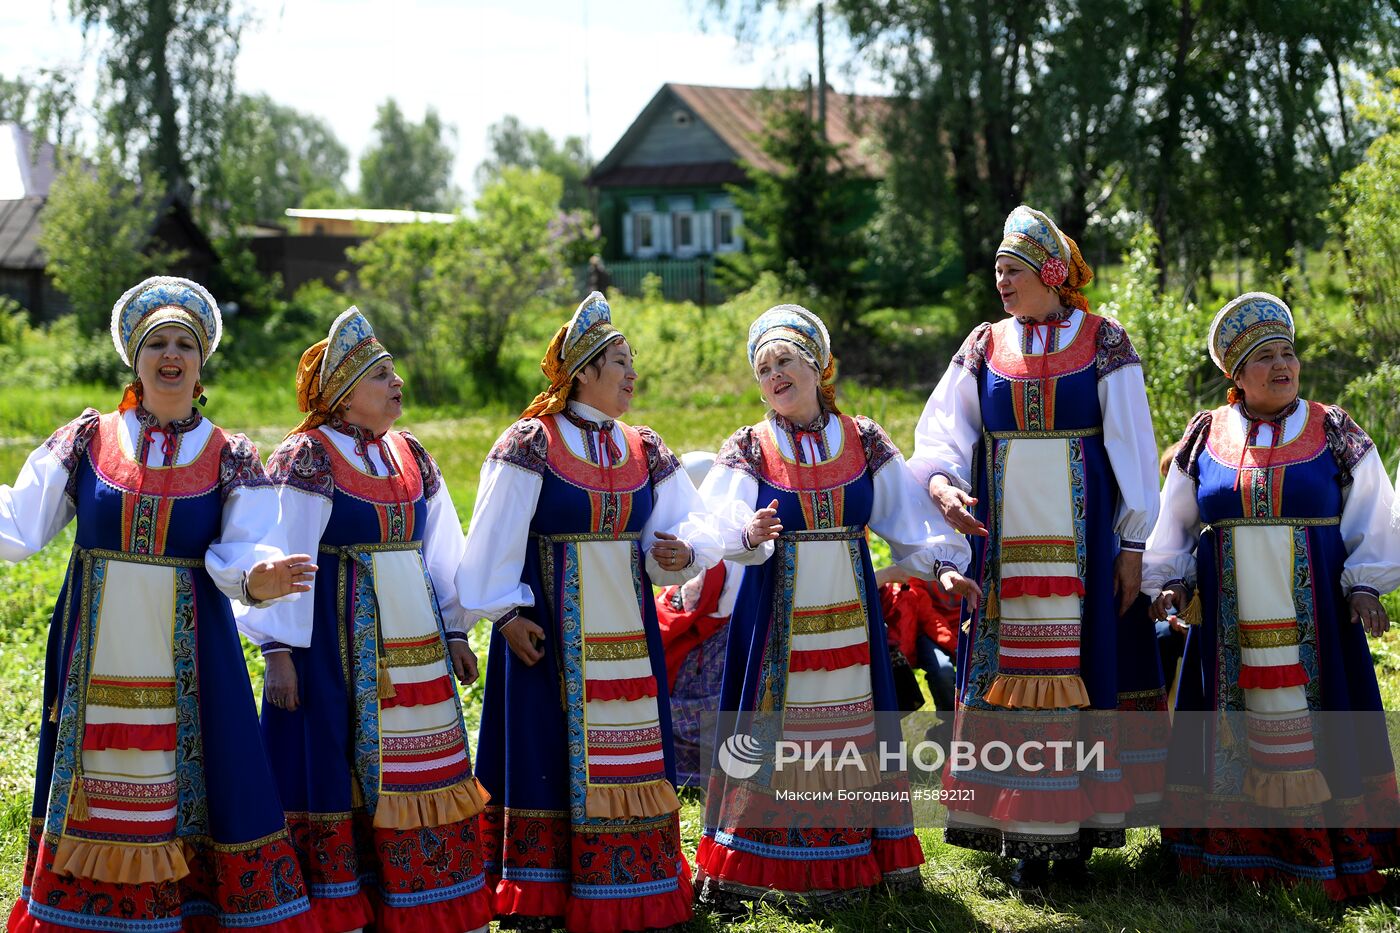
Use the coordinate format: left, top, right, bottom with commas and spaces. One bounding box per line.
1144, 293, 1400, 898
460, 292, 723, 933
4, 277, 318, 933
908, 206, 1168, 889
695, 305, 977, 910
654, 451, 746, 788
238, 308, 493, 933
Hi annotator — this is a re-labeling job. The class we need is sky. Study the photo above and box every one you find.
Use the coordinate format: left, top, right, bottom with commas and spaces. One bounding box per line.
1, 0, 888, 201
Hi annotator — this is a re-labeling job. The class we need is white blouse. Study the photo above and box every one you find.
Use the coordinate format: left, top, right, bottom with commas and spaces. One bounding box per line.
700, 412, 971, 578
0, 410, 282, 603
457, 400, 726, 626
1142, 403, 1400, 597
907, 309, 1160, 549
236, 424, 470, 648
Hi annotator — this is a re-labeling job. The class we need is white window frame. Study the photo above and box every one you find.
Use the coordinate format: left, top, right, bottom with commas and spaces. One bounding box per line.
711, 196, 742, 253
624, 197, 658, 259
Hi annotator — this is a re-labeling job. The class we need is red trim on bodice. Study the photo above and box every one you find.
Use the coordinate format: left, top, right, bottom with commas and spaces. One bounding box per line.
321, 430, 424, 504
756, 414, 866, 492
540, 415, 649, 492
1205, 401, 1327, 469
88, 412, 222, 497
986, 314, 1101, 380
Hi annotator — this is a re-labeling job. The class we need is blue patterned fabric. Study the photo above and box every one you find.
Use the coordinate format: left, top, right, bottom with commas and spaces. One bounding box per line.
998, 205, 1069, 275
1208, 291, 1295, 376
746, 304, 831, 371
110, 276, 221, 365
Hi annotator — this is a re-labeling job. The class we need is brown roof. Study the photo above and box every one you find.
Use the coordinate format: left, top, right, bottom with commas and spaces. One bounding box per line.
588, 83, 890, 188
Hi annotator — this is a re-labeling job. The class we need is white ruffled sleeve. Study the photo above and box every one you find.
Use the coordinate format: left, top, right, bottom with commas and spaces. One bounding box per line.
1142, 463, 1201, 596
640, 444, 726, 586
400, 434, 472, 634
0, 444, 79, 563
1340, 447, 1400, 596
869, 450, 972, 578
457, 426, 544, 627
206, 484, 289, 605
908, 350, 983, 492
1097, 364, 1159, 550
233, 435, 333, 649
699, 429, 775, 566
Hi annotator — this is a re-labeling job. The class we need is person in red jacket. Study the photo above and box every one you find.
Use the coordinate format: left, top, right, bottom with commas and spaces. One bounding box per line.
655, 452, 745, 788
877, 565, 959, 743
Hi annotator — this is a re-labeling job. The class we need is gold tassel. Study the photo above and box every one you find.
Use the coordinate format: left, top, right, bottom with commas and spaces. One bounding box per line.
759, 677, 775, 712
984, 586, 999, 622
1217, 710, 1236, 748
351, 779, 365, 809
48, 700, 59, 724
1183, 591, 1202, 627
69, 775, 90, 822
376, 659, 396, 700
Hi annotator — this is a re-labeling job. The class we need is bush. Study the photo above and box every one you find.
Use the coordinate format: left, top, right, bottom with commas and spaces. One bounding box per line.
1099, 224, 1216, 447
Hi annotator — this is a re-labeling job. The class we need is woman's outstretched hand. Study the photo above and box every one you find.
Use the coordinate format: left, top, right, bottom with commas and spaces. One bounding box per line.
938, 567, 983, 610
745, 499, 783, 546
246, 554, 317, 602
927, 476, 987, 537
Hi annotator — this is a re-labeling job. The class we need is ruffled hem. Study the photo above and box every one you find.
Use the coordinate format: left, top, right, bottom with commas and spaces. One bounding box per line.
373, 776, 490, 829
770, 750, 882, 793
585, 779, 680, 819
310, 890, 374, 933
983, 674, 1090, 709
1176, 852, 1386, 902
1123, 760, 1166, 798
1000, 577, 1085, 599
1244, 767, 1332, 808
81, 721, 176, 751
491, 878, 567, 921
380, 675, 455, 709
789, 642, 871, 672
696, 834, 881, 894
872, 832, 925, 874
1238, 664, 1309, 689
184, 908, 320, 933
943, 773, 1095, 823
51, 835, 189, 884
371, 884, 494, 933
585, 676, 658, 702
10, 901, 319, 933
1082, 775, 1138, 816
563, 860, 693, 933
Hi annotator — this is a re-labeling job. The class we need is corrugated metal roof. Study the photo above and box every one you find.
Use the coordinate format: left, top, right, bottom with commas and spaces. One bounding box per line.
285, 208, 460, 224
588, 83, 890, 188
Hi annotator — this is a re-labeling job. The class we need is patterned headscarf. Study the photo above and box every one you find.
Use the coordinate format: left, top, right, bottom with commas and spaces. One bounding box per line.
747, 304, 840, 413
110, 276, 222, 368
289, 306, 392, 437
1208, 292, 1295, 377
110, 276, 222, 411
521, 291, 625, 420
998, 205, 1094, 312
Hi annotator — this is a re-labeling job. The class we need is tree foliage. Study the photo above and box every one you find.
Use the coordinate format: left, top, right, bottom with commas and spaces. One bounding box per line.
37, 154, 178, 335
477, 116, 592, 212
218, 93, 349, 224
69, 0, 242, 201
349, 168, 574, 402
711, 0, 1397, 311
720, 94, 870, 335
358, 99, 459, 212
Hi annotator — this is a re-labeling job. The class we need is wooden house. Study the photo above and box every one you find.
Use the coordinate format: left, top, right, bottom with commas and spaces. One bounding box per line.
584, 83, 888, 299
